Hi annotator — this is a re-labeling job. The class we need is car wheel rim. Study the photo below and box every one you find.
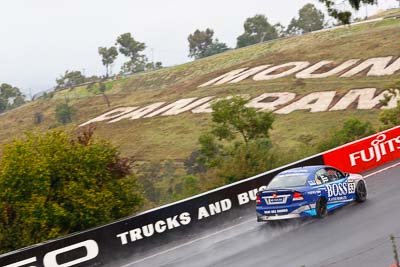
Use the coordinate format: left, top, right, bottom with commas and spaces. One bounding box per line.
358, 183, 366, 198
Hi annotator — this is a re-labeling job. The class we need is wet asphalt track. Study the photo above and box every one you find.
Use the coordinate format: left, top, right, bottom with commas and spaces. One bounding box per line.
121, 162, 400, 267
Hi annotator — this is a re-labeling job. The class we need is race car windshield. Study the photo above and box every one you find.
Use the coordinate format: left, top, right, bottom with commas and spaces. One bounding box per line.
267, 174, 309, 189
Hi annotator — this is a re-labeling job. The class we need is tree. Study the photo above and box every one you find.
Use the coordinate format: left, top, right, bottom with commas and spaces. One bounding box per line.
0, 83, 26, 113
197, 96, 276, 183
145, 61, 163, 71
202, 39, 230, 58
188, 29, 230, 59
236, 14, 278, 48
0, 97, 7, 113
319, 0, 377, 24
116, 33, 147, 74
120, 60, 146, 74
287, 4, 325, 35
317, 118, 375, 151
98, 46, 118, 77
99, 83, 110, 107
56, 71, 86, 90
379, 81, 400, 128
55, 102, 74, 124
274, 23, 287, 38
175, 175, 201, 199
380, 102, 400, 128
216, 140, 277, 184
0, 128, 143, 253
188, 28, 214, 59
210, 96, 275, 144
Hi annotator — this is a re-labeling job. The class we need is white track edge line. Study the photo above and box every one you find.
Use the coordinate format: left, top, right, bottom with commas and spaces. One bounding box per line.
121, 161, 400, 266
120, 218, 254, 267
364, 161, 400, 179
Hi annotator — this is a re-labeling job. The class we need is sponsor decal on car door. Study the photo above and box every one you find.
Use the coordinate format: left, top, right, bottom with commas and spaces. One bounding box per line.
325, 179, 355, 202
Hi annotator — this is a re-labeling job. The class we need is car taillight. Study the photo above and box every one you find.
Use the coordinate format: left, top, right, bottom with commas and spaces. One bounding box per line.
256, 195, 261, 205
293, 192, 304, 201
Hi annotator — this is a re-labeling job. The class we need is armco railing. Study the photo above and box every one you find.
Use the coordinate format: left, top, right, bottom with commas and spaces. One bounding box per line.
1, 125, 399, 267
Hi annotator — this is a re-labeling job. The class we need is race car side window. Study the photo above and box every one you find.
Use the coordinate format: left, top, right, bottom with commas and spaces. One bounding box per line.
325, 168, 339, 182
335, 168, 345, 179
326, 167, 345, 181
315, 169, 329, 184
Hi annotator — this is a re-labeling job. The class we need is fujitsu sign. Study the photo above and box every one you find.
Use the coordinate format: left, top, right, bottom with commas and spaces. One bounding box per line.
323, 126, 400, 173
349, 134, 400, 167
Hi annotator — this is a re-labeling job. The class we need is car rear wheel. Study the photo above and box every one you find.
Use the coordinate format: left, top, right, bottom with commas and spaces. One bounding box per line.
355, 180, 367, 202
316, 197, 327, 218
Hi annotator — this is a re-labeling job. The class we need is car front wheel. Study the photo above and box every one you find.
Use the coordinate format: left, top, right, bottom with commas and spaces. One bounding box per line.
355, 180, 367, 202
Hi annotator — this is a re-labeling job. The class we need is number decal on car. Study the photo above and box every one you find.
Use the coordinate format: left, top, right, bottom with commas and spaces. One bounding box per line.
348, 182, 356, 194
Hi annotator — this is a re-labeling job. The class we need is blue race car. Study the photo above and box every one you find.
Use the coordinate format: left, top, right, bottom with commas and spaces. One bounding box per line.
256, 165, 367, 221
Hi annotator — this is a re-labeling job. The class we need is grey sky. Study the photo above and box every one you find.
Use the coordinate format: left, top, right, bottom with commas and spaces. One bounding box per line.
0, 0, 398, 96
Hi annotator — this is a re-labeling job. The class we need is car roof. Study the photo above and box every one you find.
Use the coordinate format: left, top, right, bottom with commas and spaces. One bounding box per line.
277, 165, 326, 177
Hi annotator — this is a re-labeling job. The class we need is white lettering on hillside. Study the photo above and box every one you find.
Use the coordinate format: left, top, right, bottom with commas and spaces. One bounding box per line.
330, 88, 386, 111
191, 94, 249, 114
145, 97, 214, 117
383, 92, 400, 109
295, 59, 360, 79
253, 62, 310, 81
275, 91, 336, 114
341, 56, 400, 77
79, 107, 137, 127
198, 56, 400, 87
80, 88, 396, 126
198, 65, 272, 87
108, 102, 165, 123
198, 68, 248, 88
246, 92, 296, 111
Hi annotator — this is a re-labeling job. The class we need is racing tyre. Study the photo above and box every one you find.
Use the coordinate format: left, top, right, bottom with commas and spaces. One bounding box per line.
355, 180, 367, 202
316, 197, 328, 218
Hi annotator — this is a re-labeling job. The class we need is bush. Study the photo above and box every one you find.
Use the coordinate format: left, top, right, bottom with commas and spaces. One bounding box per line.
216, 139, 277, 184
196, 96, 276, 184
55, 102, 74, 124
0, 128, 143, 253
379, 100, 400, 129
317, 118, 375, 151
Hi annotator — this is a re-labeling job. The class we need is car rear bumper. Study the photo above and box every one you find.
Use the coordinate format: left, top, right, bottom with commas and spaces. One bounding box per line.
256, 203, 316, 221
257, 213, 301, 221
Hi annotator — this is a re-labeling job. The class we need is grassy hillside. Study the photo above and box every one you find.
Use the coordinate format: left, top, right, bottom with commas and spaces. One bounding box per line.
1, 17, 400, 164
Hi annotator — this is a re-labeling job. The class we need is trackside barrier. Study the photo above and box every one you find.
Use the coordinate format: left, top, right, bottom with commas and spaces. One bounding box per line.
1, 126, 399, 267
323, 125, 400, 173
0, 156, 323, 267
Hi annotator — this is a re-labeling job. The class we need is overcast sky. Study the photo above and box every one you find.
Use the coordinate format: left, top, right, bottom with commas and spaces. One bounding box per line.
0, 0, 398, 96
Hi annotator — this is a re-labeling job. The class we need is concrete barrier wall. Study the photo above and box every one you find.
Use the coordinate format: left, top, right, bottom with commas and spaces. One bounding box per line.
1, 125, 399, 267
0, 156, 323, 267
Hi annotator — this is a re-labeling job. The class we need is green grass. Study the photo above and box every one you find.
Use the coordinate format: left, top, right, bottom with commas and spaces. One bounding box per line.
369, 8, 400, 19
0, 18, 399, 163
